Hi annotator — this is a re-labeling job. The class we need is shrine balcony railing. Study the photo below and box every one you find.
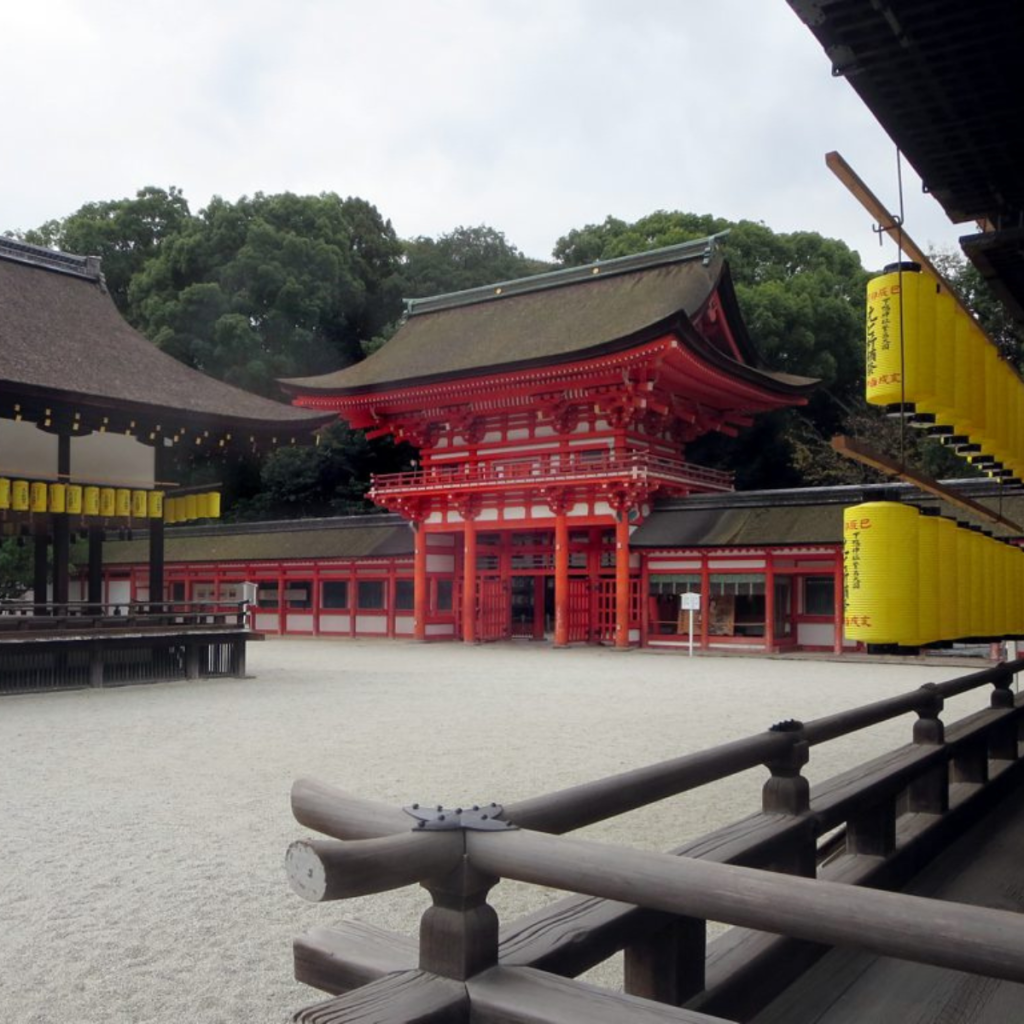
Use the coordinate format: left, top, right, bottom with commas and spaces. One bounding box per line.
0, 600, 256, 695
369, 450, 734, 500
285, 659, 1024, 1023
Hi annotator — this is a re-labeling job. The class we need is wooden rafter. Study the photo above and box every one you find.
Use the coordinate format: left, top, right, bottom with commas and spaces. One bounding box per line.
830, 435, 1023, 533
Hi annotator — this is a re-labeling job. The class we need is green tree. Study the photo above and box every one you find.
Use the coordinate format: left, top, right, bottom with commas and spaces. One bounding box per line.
399, 225, 550, 299
128, 192, 404, 395
931, 248, 1024, 367
0, 538, 32, 600
13, 187, 190, 317
227, 422, 412, 519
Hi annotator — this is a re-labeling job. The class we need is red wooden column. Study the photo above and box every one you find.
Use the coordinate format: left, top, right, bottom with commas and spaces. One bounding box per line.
462, 516, 478, 644
413, 523, 428, 642
833, 547, 845, 654
615, 512, 631, 649
554, 512, 569, 647
764, 552, 775, 654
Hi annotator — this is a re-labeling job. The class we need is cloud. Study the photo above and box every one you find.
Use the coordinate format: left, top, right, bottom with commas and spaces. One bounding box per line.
1, 0, 964, 267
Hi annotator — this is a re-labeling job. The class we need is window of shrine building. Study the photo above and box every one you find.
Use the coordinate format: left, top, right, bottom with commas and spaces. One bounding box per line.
357, 579, 386, 610
803, 575, 835, 616
395, 579, 415, 610
321, 580, 350, 610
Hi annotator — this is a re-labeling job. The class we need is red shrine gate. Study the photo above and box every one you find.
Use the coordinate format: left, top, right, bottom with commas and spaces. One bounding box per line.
283, 239, 816, 646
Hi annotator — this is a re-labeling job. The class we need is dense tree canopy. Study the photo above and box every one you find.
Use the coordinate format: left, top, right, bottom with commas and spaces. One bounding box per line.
16, 186, 191, 316
127, 192, 404, 396
399, 225, 549, 298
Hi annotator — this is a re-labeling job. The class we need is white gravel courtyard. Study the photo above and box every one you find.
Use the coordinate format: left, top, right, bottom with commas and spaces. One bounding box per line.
0, 639, 994, 1023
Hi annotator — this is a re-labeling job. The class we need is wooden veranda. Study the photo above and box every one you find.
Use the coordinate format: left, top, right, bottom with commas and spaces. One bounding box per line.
284, 660, 1024, 1022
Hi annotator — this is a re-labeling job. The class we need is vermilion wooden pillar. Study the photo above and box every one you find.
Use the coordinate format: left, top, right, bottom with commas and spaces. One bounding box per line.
833, 548, 845, 654
554, 513, 569, 647
615, 513, 631, 649
764, 553, 775, 654
413, 523, 428, 642
462, 518, 477, 643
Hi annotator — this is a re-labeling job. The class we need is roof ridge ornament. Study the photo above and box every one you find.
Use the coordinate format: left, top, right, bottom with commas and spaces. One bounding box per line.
403, 231, 730, 318
0, 236, 104, 282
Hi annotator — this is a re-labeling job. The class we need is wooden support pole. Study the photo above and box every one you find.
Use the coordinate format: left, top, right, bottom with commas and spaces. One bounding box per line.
419, 859, 500, 981
554, 512, 569, 647
909, 685, 948, 813
463, 519, 477, 644
830, 436, 1024, 533
413, 524, 428, 643
761, 732, 814, 876
52, 432, 71, 607
846, 797, 896, 857
88, 526, 104, 611
614, 512, 631, 649
624, 915, 706, 1007
33, 525, 48, 612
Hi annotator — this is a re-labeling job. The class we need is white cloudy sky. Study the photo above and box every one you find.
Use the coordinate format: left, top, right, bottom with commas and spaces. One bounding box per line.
2, 0, 965, 269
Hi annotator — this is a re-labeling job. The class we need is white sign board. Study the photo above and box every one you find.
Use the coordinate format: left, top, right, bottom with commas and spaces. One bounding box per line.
679, 592, 701, 610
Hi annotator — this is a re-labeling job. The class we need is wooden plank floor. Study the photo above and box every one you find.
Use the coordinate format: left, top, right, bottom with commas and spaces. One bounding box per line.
751, 781, 1024, 1024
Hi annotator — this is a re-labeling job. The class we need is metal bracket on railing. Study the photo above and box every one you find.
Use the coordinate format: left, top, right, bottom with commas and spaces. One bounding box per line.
405, 803, 516, 831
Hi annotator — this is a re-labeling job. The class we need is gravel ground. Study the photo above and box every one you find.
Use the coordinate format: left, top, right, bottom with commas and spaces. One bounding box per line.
0, 639, 994, 1023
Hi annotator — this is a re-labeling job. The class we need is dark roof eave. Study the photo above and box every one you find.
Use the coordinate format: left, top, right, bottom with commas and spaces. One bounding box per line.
283, 311, 817, 403
0, 380, 334, 434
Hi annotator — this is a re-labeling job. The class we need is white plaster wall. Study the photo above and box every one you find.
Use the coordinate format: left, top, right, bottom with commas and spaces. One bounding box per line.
0, 420, 58, 478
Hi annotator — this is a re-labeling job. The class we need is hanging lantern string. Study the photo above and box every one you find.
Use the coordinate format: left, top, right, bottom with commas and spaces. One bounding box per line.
895, 146, 908, 472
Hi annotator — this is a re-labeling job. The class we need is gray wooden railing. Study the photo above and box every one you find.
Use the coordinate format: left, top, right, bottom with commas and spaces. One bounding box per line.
285, 660, 1024, 1023
0, 600, 255, 693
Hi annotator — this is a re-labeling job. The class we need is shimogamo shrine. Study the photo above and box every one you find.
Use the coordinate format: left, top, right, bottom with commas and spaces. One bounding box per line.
282, 236, 817, 646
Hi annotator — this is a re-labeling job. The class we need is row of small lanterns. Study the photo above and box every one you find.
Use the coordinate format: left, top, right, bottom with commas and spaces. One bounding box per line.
866, 263, 1024, 481
844, 501, 1024, 646
0, 478, 219, 524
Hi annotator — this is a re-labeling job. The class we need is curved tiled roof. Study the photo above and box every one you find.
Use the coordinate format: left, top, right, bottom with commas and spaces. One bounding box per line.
282, 240, 817, 399
0, 238, 332, 436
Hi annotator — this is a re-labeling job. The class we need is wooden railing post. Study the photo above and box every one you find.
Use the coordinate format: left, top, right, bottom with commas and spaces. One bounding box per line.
762, 721, 814, 877
419, 857, 499, 981
988, 670, 1019, 762
909, 683, 948, 814
624, 914, 706, 1007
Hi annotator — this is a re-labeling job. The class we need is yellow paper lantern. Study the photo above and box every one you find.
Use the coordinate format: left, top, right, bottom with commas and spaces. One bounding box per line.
115, 488, 131, 517
184, 494, 198, 522
48, 483, 66, 514
30, 481, 48, 513
917, 512, 940, 646
11, 480, 29, 511
0, 478, 10, 510
934, 516, 959, 641
195, 493, 210, 519
84, 486, 100, 516
207, 492, 221, 519
132, 490, 148, 518
843, 502, 920, 645
66, 485, 83, 515
100, 488, 116, 517
164, 497, 178, 525
865, 265, 940, 417
148, 491, 164, 519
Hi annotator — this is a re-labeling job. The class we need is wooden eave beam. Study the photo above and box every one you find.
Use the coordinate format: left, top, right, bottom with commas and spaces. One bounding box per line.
826, 151, 1006, 341
831, 435, 1023, 533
